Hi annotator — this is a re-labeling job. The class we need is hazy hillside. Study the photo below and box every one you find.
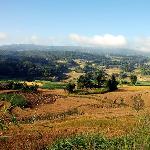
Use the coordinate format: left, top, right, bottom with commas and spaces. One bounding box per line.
0, 44, 149, 56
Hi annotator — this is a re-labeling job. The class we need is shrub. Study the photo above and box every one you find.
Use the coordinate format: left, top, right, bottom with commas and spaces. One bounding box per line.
130, 74, 137, 85
0, 94, 28, 108
47, 126, 150, 150
0, 81, 39, 92
12, 82, 24, 90
132, 95, 145, 112
46, 134, 137, 150
21, 83, 39, 92
65, 82, 76, 93
106, 74, 118, 92
0, 81, 14, 90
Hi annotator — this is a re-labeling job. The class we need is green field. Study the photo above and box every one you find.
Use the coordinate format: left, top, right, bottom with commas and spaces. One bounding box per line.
39, 81, 67, 89
136, 81, 150, 86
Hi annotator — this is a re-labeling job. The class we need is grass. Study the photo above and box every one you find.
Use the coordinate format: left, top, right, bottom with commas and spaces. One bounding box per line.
46, 114, 150, 150
54, 116, 134, 133
73, 88, 109, 95
47, 134, 136, 150
88, 88, 109, 94
40, 81, 66, 89
0, 93, 28, 108
19, 108, 80, 124
0, 79, 67, 90
136, 81, 150, 86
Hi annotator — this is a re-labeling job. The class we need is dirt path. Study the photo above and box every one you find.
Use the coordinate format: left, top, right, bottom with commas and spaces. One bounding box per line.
0, 90, 18, 94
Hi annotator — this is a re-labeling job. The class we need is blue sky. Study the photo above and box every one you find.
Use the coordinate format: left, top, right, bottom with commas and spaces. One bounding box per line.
0, 0, 150, 51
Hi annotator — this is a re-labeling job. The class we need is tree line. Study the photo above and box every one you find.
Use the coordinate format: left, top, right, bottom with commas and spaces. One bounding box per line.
66, 70, 119, 93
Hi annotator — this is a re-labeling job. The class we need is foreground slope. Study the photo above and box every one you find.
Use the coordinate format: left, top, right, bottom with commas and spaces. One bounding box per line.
0, 86, 150, 149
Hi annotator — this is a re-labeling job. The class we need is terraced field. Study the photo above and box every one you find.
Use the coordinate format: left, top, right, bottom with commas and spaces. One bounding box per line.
0, 86, 150, 149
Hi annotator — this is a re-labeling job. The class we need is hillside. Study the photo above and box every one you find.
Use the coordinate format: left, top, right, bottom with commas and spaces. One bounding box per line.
0, 45, 150, 149
0, 85, 150, 149
0, 44, 150, 56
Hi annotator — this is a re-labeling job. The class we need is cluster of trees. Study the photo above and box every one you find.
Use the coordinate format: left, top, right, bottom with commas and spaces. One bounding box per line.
66, 70, 119, 93
0, 50, 106, 81
93, 55, 148, 71
130, 74, 137, 85
77, 70, 106, 89
0, 47, 149, 81
141, 65, 150, 75
0, 55, 68, 81
0, 81, 38, 92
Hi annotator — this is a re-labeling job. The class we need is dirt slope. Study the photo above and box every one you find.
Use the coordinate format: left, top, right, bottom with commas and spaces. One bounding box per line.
0, 86, 150, 150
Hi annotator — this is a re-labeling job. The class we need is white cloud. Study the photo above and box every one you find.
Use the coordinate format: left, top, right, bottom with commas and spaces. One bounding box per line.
133, 37, 150, 52
0, 32, 8, 41
30, 35, 39, 44
69, 33, 127, 47
29, 36, 66, 45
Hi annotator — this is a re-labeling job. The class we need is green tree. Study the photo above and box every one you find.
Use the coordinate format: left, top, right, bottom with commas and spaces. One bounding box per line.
66, 82, 76, 93
106, 74, 118, 91
130, 74, 137, 85
77, 74, 93, 89
77, 75, 85, 89
94, 70, 106, 87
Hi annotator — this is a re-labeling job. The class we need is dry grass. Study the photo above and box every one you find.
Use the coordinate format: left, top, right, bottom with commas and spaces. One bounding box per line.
66, 71, 84, 81
105, 68, 121, 75
21, 81, 43, 87
1, 85, 150, 149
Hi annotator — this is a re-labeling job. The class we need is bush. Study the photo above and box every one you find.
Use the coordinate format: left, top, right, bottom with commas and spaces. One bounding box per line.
46, 134, 136, 150
120, 80, 129, 85
130, 74, 137, 85
12, 82, 24, 90
0, 81, 39, 92
132, 95, 145, 112
0, 81, 14, 90
106, 74, 118, 92
21, 83, 39, 92
65, 82, 76, 93
0, 94, 28, 108
47, 129, 150, 150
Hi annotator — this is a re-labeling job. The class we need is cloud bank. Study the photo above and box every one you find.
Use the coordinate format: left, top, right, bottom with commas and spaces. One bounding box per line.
0, 32, 8, 41
69, 34, 127, 47
1, 31, 150, 52
133, 37, 150, 52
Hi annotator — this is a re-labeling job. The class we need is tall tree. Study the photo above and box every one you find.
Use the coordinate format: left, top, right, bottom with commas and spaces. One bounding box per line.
130, 74, 137, 85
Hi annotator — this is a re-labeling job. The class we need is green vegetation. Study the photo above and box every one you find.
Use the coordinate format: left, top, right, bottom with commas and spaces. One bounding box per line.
141, 64, 150, 75
65, 82, 76, 93
41, 81, 66, 89
48, 134, 134, 150
130, 74, 137, 85
47, 133, 148, 150
0, 93, 28, 108
136, 81, 150, 86
73, 71, 118, 94
106, 74, 118, 91
46, 114, 150, 150
0, 46, 149, 81
0, 81, 38, 92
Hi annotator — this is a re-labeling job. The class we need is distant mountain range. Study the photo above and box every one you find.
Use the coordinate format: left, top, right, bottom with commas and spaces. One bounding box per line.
0, 44, 149, 56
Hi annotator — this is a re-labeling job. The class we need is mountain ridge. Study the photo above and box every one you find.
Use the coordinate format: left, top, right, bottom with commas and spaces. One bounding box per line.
0, 44, 149, 56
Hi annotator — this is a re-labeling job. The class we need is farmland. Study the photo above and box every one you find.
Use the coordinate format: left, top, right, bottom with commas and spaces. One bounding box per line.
1, 83, 150, 149
0, 47, 150, 149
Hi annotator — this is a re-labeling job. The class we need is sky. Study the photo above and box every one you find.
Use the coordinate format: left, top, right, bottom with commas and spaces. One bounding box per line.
0, 0, 150, 51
